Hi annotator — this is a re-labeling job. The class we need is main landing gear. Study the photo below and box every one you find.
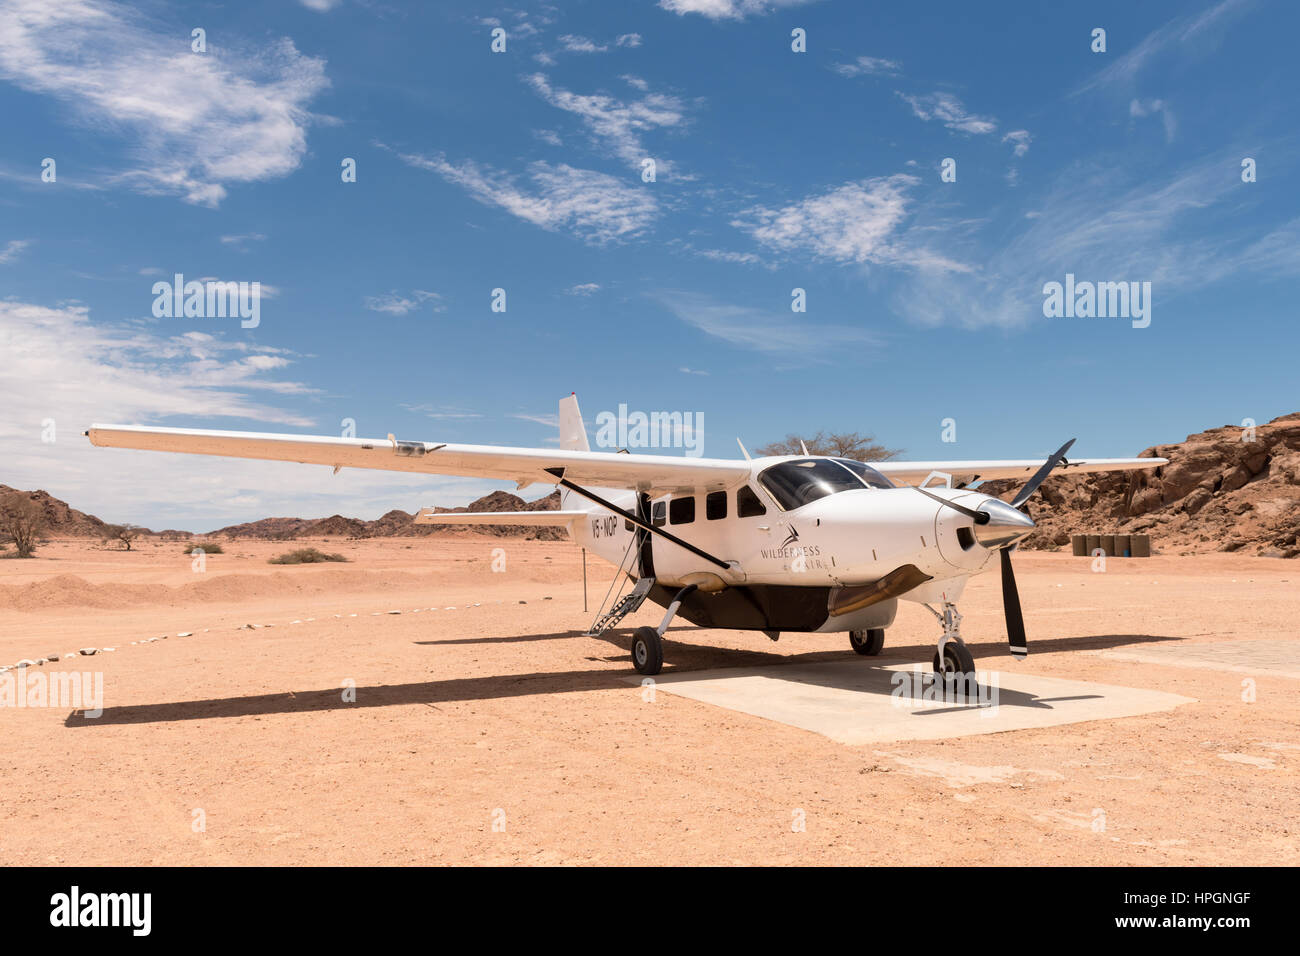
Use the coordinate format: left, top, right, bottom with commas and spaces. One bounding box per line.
848, 628, 885, 655
924, 601, 976, 690
631, 584, 697, 676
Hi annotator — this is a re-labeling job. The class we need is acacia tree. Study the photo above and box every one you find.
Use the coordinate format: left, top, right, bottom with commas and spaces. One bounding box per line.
0, 493, 46, 558
102, 523, 143, 551
755, 430, 899, 460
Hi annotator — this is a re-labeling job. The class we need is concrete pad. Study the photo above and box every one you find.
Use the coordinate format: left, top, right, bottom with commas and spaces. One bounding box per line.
1096, 639, 1300, 679
626, 660, 1195, 745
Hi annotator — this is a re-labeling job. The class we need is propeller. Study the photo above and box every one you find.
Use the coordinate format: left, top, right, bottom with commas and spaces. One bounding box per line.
914, 439, 1077, 661
1010, 438, 1075, 508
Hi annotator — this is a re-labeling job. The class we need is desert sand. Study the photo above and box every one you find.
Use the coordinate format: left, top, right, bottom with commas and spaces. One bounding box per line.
1, 535, 1297, 865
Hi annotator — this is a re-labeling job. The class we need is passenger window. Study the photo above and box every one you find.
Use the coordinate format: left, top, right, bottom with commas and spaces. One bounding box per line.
706, 491, 727, 520
652, 501, 666, 527
669, 495, 695, 525
737, 485, 766, 518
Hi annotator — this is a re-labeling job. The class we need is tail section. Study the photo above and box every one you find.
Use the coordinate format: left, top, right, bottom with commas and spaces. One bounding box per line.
558, 393, 590, 452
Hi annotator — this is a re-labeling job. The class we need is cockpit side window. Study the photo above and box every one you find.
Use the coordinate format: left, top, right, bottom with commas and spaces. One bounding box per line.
833, 458, 896, 489
758, 459, 867, 511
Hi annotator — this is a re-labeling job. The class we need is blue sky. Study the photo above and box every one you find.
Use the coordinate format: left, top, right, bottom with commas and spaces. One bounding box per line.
1, 0, 1297, 530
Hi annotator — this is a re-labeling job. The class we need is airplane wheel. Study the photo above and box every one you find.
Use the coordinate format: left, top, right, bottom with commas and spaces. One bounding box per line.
849, 628, 885, 656
932, 641, 977, 691
632, 626, 664, 676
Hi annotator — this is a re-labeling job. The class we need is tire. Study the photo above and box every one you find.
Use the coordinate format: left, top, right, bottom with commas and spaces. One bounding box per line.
632, 626, 664, 676
849, 628, 885, 656
932, 641, 977, 695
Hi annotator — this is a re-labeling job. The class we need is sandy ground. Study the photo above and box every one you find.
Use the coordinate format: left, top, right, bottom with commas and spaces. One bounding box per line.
1, 535, 1297, 866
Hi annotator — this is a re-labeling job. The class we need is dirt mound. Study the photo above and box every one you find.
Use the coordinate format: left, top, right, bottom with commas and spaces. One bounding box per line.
983, 414, 1300, 556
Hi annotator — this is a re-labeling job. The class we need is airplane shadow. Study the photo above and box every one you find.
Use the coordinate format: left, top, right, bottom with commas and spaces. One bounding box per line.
65, 630, 1182, 727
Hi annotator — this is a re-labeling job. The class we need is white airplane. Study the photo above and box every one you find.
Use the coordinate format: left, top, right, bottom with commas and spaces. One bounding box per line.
87, 394, 1165, 679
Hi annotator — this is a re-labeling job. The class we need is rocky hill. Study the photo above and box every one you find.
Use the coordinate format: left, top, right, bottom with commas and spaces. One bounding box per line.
983, 414, 1300, 557
208, 490, 564, 541
0, 484, 112, 539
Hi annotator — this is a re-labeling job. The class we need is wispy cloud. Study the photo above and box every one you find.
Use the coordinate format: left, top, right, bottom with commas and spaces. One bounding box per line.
565, 282, 601, 296
0, 0, 330, 206
889, 146, 1297, 329
1074, 0, 1254, 95
1002, 130, 1031, 156
833, 56, 901, 78
398, 151, 659, 244
558, 34, 607, 53
654, 291, 881, 359
364, 290, 444, 315
0, 239, 32, 263
896, 91, 997, 134
526, 73, 690, 176
510, 411, 559, 427
658, 0, 817, 20
1129, 98, 1177, 142
220, 233, 267, 250
401, 403, 482, 420
732, 175, 971, 273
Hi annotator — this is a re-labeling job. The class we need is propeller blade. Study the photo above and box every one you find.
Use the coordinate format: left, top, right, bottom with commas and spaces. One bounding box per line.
1010, 438, 1077, 509
1000, 548, 1028, 659
913, 485, 990, 524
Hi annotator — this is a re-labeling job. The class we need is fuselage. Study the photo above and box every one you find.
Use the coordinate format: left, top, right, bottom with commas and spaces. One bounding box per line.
564, 454, 1029, 617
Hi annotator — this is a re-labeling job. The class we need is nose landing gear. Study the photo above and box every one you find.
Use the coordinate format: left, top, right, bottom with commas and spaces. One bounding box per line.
924, 601, 977, 691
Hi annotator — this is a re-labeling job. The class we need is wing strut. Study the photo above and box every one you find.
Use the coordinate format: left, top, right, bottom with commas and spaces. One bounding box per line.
544, 468, 731, 571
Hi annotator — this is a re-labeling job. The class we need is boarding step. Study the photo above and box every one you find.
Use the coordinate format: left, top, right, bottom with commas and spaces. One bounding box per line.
585, 577, 655, 637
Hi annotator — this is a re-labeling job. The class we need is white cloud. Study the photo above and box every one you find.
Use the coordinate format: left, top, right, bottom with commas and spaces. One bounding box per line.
834, 56, 901, 78
617, 34, 643, 48
621, 74, 649, 91
678, 366, 709, 375
526, 73, 689, 175
897, 91, 997, 134
1002, 130, 1032, 156
399, 151, 659, 245
364, 290, 443, 315
534, 128, 562, 146
299, 0, 342, 10
658, 0, 817, 20
565, 283, 601, 296
733, 175, 970, 272
0, 239, 32, 263
0, 0, 329, 206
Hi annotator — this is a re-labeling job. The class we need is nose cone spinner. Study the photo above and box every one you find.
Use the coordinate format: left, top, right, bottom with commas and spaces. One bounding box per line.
973, 498, 1036, 550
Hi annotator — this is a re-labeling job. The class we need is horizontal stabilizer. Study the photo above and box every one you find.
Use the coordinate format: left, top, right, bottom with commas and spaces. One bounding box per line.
414, 509, 587, 527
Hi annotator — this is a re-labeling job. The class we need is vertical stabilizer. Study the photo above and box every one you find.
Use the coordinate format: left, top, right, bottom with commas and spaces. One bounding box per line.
558, 392, 590, 452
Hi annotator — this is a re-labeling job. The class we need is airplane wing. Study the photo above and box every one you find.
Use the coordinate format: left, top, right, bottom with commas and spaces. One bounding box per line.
85, 424, 750, 497
414, 509, 587, 526
875, 456, 1166, 487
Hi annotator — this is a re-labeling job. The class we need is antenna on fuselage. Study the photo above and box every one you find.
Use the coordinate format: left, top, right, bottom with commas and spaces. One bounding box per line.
736, 437, 751, 461
799, 439, 810, 456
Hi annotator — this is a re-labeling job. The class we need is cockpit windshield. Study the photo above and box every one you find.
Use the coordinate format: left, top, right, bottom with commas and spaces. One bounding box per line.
758, 458, 892, 511
833, 458, 895, 490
